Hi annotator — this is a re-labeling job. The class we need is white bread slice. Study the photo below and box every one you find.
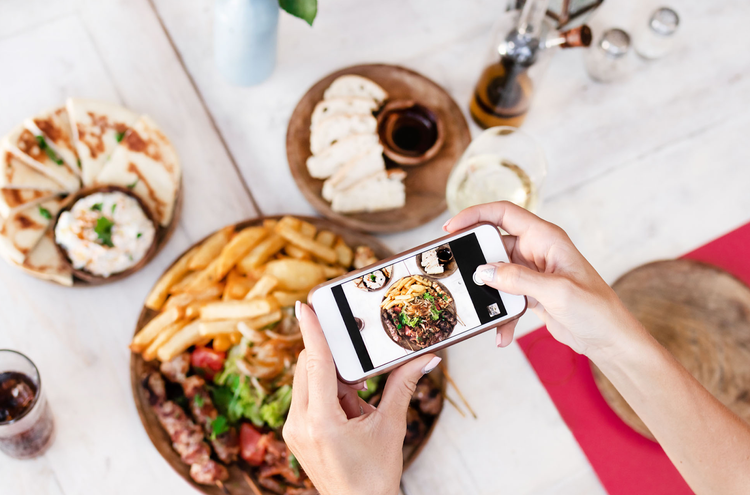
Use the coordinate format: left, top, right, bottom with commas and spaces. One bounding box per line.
311, 97, 378, 126
96, 115, 180, 226
323, 75, 388, 105
1, 230, 73, 286
321, 146, 385, 201
0, 197, 65, 264
0, 149, 64, 192
25, 106, 80, 176
66, 98, 138, 186
2, 126, 80, 192
0, 188, 59, 218
306, 134, 379, 179
310, 114, 377, 155
331, 169, 406, 214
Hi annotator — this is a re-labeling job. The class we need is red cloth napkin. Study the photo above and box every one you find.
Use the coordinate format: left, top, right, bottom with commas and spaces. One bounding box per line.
517, 222, 750, 495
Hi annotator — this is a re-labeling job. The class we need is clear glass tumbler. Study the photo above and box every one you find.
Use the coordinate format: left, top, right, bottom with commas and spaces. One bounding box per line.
0, 350, 55, 459
446, 126, 547, 214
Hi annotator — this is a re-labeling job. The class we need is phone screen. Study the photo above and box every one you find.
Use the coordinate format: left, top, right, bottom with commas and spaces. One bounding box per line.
331, 232, 508, 372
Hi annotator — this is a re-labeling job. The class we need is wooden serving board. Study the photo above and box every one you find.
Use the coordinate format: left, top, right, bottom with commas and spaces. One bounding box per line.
287, 64, 471, 234
130, 215, 446, 495
592, 259, 750, 440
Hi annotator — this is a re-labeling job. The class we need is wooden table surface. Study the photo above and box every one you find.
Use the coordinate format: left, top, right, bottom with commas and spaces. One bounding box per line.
2, 0, 749, 494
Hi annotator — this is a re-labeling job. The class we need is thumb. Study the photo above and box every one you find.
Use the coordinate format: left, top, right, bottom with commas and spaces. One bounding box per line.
475, 262, 551, 301
379, 354, 441, 419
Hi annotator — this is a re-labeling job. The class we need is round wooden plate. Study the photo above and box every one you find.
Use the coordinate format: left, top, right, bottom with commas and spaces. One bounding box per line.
130, 215, 446, 495
287, 64, 471, 234
592, 259, 750, 440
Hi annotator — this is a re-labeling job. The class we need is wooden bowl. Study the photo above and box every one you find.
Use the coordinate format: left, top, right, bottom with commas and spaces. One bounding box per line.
376, 99, 445, 166
287, 64, 471, 234
53, 184, 180, 285
415, 244, 458, 279
130, 215, 446, 494
592, 259, 750, 440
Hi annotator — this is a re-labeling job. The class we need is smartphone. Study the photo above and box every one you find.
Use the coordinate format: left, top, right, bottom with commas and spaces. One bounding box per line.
309, 223, 527, 383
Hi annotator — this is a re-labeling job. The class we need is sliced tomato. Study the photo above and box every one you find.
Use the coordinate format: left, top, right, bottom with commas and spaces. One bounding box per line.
240, 423, 267, 466
191, 346, 226, 379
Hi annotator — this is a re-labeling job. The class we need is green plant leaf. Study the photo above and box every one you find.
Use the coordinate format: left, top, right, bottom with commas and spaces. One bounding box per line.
94, 216, 115, 247
279, 0, 317, 25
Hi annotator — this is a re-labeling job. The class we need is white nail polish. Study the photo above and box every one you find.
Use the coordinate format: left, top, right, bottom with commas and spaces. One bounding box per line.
422, 356, 442, 374
473, 265, 495, 285
295, 300, 302, 319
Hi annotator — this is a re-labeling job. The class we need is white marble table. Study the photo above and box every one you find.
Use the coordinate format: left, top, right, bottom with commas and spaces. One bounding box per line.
2, 0, 749, 493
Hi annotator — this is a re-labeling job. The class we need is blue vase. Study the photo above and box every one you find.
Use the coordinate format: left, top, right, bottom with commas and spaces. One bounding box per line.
214, 0, 279, 86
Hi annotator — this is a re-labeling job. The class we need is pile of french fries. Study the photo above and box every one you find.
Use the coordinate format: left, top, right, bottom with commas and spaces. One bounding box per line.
381, 275, 434, 310
131, 216, 368, 363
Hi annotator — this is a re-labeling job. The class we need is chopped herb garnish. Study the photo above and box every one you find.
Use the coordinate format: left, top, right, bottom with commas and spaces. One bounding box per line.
288, 454, 300, 478
127, 179, 138, 189
77, 159, 82, 169
35, 135, 64, 165
111, 203, 117, 213
370, 274, 376, 282
38, 206, 52, 220
193, 394, 204, 408
441, 293, 449, 300
115, 131, 126, 143
209, 415, 229, 440
94, 216, 115, 247
136, 232, 142, 238
430, 306, 441, 320
423, 292, 434, 302
91, 203, 103, 212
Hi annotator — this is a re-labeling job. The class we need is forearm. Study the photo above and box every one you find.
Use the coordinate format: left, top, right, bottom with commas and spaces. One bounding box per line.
590, 314, 750, 494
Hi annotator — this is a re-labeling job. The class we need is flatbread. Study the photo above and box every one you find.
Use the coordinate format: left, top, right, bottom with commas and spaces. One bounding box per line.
2, 125, 80, 192
0, 188, 59, 218
0, 197, 65, 264
3, 230, 73, 286
24, 106, 80, 175
0, 149, 64, 192
66, 98, 138, 186
95, 115, 180, 226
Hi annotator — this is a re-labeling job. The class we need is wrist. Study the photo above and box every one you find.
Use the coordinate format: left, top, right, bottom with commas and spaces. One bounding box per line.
584, 299, 654, 367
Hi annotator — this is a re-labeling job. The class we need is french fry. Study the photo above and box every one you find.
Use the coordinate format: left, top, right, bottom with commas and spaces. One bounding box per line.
168, 270, 200, 294
315, 230, 336, 248
214, 227, 269, 280
276, 216, 302, 232
130, 307, 182, 352
164, 284, 223, 311
223, 269, 256, 300
145, 246, 199, 310
284, 244, 312, 260
298, 220, 317, 238
188, 226, 234, 270
212, 335, 233, 352
242, 310, 283, 330
184, 257, 222, 292
237, 234, 286, 273
275, 225, 337, 264
334, 237, 353, 268
199, 319, 242, 337
263, 259, 326, 291
157, 321, 202, 362
142, 320, 187, 361
271, 290, 308, 307
244, 275, 278, 300
263, 219, 278, 230
200, 297, 278, 321
322, 265, 346, 279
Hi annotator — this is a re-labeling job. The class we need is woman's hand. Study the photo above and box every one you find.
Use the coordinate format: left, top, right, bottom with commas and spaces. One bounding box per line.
444, 201, 647, 359
283, 301, 441, 495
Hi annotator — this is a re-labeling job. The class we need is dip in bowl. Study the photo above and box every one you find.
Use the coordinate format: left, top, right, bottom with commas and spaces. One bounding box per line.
54, 187, 157, 280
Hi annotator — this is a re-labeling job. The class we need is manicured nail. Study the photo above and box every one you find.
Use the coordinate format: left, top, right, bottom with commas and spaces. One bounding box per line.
442, 219, 451, 232
359, 405, 364, 416
496, 330, 503, 347
295, 300, 302, 319
477, 265, 495, 281
422, 356, 442, 374
358, 381, 368, 391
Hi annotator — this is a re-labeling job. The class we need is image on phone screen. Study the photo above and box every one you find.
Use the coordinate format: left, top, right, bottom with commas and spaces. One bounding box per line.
331, 233, 508, 372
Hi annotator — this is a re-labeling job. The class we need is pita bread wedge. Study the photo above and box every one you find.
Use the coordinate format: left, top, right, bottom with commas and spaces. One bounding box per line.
25, 106, 81, 176
96, 115, 180, 226
0, 197, 65, 264
66, 98, 138, 185
0, 149, 64, 192
1, 230, 73, 286
2, 125, 80, 192
331, 169, 406, 213
0, 188, 59, 218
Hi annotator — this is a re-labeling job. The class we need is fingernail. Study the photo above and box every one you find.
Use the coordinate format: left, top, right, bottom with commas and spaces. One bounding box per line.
496, 331, 503, 347
422, 356, 442, 374
358, 381, 368, 391
295, 300, 302, 319
473, 265, 495, 285
442, 219, 451, 232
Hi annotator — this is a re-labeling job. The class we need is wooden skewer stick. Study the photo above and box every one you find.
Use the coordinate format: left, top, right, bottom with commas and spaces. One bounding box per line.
216, 480, 231, 494
241, 471, 264, 495
442, 392, 466, 418
439, 363, 477, 419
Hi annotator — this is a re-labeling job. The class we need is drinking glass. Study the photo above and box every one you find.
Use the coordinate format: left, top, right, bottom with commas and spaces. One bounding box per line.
0, 350, 55, 459
446, 126, 547, 214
